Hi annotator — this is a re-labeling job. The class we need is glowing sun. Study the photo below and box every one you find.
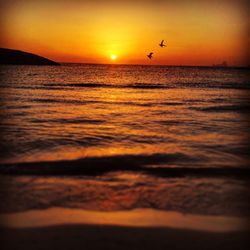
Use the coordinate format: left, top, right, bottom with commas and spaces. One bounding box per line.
110, 54, 117, 60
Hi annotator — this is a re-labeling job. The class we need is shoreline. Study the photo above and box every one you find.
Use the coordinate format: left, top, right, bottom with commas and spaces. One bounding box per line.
1, 208, 249, 250
0, 207, 248, 232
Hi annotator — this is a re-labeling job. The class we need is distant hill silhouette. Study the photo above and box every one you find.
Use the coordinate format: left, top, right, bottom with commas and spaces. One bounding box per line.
0, 48, 60, 65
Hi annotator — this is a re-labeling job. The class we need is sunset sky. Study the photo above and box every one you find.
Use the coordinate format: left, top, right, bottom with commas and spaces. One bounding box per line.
0, 0, 249, 66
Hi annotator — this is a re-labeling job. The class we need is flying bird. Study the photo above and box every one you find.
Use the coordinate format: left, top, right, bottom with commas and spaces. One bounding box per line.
159, 40, 166, 47
147, 52, 153, 59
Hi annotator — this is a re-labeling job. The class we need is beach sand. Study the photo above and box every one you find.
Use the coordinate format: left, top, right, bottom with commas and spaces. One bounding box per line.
0, 208, 249, 250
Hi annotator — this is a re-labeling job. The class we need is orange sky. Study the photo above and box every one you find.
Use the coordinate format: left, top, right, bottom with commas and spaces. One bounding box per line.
0, 0, 249, 66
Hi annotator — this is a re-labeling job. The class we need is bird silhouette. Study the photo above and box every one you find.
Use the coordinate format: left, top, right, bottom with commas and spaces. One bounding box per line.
147, 52, 153, 59
159, 40, 166, 47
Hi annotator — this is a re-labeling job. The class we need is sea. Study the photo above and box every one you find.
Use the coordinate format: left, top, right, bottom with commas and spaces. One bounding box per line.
0, 64, 249, 217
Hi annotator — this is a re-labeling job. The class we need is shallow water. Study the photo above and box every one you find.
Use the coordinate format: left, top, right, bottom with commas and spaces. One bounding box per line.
0, 64, 249, 215
0, 174, 249, 216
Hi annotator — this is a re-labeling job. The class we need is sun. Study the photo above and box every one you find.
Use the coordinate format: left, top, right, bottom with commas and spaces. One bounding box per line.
110, 54, 117, 60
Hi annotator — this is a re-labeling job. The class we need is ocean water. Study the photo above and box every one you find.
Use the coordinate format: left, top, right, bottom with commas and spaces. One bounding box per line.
0, 64, 249, 215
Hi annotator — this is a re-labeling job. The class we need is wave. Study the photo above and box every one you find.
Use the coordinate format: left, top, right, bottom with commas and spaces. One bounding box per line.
29, 97, 186, 107
41, 82, 170, 89
31, 98, 92, 105
41, 82, 250, 90
191, 104, 250, 113
1, 81, 250, 90
0, 153, 249, 178
28, 118, 105, 124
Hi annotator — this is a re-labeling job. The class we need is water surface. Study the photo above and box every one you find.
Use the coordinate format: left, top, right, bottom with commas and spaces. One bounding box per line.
0, 64, 249, 217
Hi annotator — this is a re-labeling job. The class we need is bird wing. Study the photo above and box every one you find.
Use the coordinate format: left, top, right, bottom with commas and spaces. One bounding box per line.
161, 40, 164, 44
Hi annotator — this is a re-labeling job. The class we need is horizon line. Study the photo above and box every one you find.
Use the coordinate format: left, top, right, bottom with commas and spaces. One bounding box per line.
1, 47, 249, 68
58, 61, 250, 69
